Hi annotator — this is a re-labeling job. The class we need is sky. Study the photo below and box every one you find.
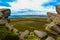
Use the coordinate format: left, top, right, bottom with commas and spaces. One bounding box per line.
0, 0, 60, 15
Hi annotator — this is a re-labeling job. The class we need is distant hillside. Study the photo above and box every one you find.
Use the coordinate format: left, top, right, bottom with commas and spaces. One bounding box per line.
8, 15, 47, 18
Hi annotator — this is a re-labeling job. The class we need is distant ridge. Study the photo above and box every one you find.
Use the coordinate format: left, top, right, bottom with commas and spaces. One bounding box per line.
8, 15, 47, 18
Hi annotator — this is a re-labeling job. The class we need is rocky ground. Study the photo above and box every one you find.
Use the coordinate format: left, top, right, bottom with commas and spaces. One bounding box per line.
0, 18, 60, 40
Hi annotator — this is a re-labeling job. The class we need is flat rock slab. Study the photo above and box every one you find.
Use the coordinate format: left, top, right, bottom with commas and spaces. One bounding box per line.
45, 36, 55, 40
34, 30, 47, 38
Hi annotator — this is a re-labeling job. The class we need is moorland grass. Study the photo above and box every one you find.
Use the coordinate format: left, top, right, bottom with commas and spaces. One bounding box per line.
10, 18, 47, 31
9, 18, 60, 40
0, 18, 60, 40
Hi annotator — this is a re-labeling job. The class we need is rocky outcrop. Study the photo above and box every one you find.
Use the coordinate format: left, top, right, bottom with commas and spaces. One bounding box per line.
46, 5, 60, 35
0, 9, 14, 31
0, 9, 11, 24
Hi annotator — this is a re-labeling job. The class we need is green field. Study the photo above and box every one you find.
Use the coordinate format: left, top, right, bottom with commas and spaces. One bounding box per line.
0, 18, 60, 40
10, 18, 47, 31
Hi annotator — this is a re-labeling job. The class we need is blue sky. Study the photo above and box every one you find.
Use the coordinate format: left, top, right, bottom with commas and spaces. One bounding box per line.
0, 0, 60, 15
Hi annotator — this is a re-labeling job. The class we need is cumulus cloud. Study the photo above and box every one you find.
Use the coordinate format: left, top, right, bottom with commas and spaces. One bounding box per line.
8, 0, 57, 15
9, 0, 53, 10
0, 0, 58, 15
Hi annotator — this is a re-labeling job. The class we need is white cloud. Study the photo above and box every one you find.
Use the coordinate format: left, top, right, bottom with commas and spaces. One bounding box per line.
0, 6, 10, 9
8, 0, 56, 15
9, 0, 53, 10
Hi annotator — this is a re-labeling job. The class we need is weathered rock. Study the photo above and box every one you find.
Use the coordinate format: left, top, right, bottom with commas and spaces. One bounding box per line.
34, 30, 47, 38
46, 12, 60, 34
19, 30, 29, 40
45, 5, 60, 37
5, 23, 14, 31
0, 9, 12, 31
45, 21, 60, 35
53, 16, 60, 25
19, 32, 22, 35
47, 12, 58, 23
46, 8, 60, 35
56, 5, 60, 15
0, 18, 8, 24
47, 12, 57, 18
0, 9, 11, 17
0, 9, 11, 25
47, 5, 60, 24
47, 5, 60, 19
46, 23, 60, 35
45, 36, 55, 40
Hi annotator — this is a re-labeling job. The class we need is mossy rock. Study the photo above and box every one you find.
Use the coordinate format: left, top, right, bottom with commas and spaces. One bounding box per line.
25, 32, 41, 40
0, 26, 19, 40
56, 36, 60, 40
